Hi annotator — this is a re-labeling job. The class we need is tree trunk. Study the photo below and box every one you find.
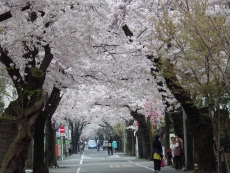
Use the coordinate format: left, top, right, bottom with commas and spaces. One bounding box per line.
130, 111, 152, 159
33, 112, 47, 173
193, 117, 215, 171
33, 86, 61, 171
0, 90, 45, 173
171, 111, 183, 135
47, 119, 58, 167
165, 112, 171, 165
186, 113, 194, 170
75, 127, 80, 153
45, 87, 61, 168
0, 117, 38, 173
126, 129, 133, 155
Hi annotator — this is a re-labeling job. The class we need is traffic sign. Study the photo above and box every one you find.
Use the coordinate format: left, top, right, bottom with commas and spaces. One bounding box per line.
60, 126, 65, 134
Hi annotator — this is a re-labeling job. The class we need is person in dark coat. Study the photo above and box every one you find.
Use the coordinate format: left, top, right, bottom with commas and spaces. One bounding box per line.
97, 141, 100, 152
174, 133, 183, 171
152, 135, 163, 173
108, 137, 113, 155
69, 142, 73, 156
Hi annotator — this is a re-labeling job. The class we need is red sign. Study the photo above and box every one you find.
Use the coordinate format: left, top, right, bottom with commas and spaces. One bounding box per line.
60, 126, 65, 134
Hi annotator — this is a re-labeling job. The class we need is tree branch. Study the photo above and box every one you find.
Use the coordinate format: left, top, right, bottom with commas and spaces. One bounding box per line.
0, 46, 25, 92
0, 4, 31, 22
40, 45, 53, 74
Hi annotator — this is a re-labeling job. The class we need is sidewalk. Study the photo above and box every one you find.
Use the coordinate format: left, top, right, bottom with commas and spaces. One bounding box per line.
114, 152, 194, 173
26, 153, 81, 173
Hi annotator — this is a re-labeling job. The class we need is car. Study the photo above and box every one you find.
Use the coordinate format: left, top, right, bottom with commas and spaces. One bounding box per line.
88, 140, 97, 149
102, 141, 108, 150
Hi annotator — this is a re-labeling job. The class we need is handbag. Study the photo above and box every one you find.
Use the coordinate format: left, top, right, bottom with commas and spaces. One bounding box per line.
167, 148, 172, 158
153, 153, 161, 160
161, 158, 165, 167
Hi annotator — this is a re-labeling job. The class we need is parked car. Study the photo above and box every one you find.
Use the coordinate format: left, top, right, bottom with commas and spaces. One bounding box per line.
102, 141, 108, 150
88, 140, 97, 149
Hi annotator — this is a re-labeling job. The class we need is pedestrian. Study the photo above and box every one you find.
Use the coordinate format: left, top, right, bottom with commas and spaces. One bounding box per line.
174, 133, 183, 171
108, 137, 113, 155
112, 140, 117, 154
170, 136, 176, 167
81, 141, 85, 150
79, 141, 85, 155
152, 135, 163, 173
69, 142, 73, 156
97, 140, 100, 152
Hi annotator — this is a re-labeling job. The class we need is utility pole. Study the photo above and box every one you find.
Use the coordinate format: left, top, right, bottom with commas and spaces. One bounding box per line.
122, 122, 127, 153
134, 121, 139, 158
217, 92, 221, 173
183, 108, 187, 169
215, 82, 221, 173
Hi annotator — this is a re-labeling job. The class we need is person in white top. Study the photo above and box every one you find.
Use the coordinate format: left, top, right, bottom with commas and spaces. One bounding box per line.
170, 136, 179, 167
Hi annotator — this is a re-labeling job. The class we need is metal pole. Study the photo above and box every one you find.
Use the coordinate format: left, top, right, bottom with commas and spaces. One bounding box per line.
61, 136, 63, 161
124, 126, 127, 153
216, 87, 221, 173
136, 135, 139, 158
218, 103, 220, 173
183, 108, 187, 169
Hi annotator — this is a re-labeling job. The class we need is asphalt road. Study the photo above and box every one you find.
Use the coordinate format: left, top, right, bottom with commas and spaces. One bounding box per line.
47, 148, 193, 173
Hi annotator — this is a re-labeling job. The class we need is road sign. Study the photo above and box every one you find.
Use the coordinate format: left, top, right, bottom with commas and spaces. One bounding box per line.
60, 126, 65, 134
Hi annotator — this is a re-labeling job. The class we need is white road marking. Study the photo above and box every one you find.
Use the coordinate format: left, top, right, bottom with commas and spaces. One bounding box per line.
76, 168, 80, 173
76, 153, 84, 173
135, 163, 155, 171
118, 154, 154, 171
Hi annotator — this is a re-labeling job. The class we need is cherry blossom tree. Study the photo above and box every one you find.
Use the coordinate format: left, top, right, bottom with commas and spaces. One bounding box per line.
86, 0, 230, 170
0, 1, 116, 172
143, 98, 165, 125
0, 0, 184, 172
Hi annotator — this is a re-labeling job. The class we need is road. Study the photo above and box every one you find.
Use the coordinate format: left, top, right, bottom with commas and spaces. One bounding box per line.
47, 147, 193, 173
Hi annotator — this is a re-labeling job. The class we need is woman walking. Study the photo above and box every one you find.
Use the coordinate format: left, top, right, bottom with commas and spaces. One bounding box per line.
152, 135, 163, 173
171, 136, 176, 167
